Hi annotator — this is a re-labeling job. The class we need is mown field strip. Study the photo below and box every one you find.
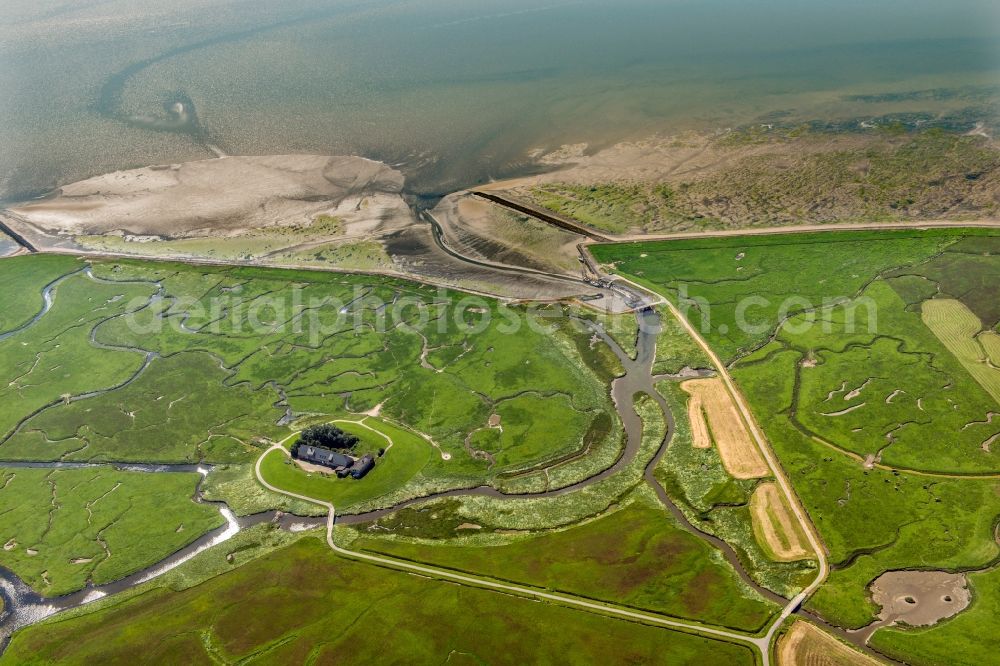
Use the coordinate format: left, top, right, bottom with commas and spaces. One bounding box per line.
749, 482, 813, 562
921, 299, 1000, 405
777, 620, 883, 666
981, 332, 1000, 367
686, 393, 712, 449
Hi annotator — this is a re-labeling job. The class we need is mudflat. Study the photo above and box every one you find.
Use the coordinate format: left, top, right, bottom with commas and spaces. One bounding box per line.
10, 155, 408, 238
1, 155, 623, 305
871, 570, 972, 627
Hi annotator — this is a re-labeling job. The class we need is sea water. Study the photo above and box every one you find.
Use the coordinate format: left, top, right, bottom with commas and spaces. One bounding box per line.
1, 0, 998, 200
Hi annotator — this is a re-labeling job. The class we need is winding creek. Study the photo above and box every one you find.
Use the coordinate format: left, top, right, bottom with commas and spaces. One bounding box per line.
0, 269, 164, 448
0, 462, 326, 649
0, 267, 86, 343
0, 259, 881, 659
0, 305, 786, 650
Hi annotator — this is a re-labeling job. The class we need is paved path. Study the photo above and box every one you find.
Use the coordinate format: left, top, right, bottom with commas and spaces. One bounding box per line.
657, 299, 830, 656
253, 443, 771, 659
607, 219, 1000, 242
251, 290, 835, 665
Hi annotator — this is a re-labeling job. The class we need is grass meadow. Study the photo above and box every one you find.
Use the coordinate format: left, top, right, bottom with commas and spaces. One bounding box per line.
260, 418, 433, 510
351, 494, 777, 632
590, 229, 984, 362
0, 269, 158, 445
596, 229, 1000, 655
0, 255, 625, 597
0, 467, 221, 595
4, 352, 282, 464
4, 537, 757, 665
0, 254, 82, 333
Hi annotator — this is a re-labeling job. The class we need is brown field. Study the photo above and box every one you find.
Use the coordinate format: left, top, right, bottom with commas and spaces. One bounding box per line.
686, 391, 712, 449
750, 483, 813, 562
777, 620, 884, 666
681, 377, 769, 478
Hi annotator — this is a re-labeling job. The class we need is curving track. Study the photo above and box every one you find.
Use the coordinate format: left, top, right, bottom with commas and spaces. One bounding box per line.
0, 205, 848, 663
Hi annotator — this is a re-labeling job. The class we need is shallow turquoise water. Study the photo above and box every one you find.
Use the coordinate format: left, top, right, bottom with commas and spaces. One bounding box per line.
1, 0, 998, 198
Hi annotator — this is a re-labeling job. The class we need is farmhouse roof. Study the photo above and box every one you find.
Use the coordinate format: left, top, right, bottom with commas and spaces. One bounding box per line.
349, 454, 375, 479
295, 445, 354, 469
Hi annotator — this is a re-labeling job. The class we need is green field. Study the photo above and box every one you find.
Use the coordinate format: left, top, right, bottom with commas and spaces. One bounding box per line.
596, 229, 1000, 659
0, 467, 222, 595
870, 566, 1000, 666
349, 392, 665, 538
764, 280, 1000, 474
591, 229, 964, 362
4, 537, 757, 665
4, 352, 282, 464
0, 267, 158, 445
351, 495, 777, 632
80, 260, 614, 482
0, 255, 627, 598
0, 254, 82, 333
732, 312, 1000, 629
259, 417, 433, 509
12, 236, 992, 661
0, 256, 619, 484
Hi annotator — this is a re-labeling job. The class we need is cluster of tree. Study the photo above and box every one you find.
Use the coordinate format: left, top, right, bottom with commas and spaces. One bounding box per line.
293, 424, 359, 453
